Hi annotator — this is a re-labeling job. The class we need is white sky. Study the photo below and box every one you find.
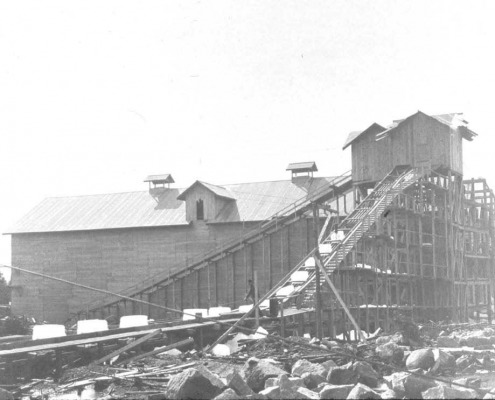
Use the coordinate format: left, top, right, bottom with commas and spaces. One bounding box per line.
1, 0, 495, 280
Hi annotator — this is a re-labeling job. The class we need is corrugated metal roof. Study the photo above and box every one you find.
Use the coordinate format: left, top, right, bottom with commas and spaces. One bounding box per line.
177, 181, 236, 201
286, 162, 318, 172
213, 177, 337, 223
342, 123, 386, 149
6, 176, 342, 234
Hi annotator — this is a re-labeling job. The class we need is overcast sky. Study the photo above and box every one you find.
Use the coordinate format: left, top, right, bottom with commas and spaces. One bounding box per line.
1, 0, 494, 280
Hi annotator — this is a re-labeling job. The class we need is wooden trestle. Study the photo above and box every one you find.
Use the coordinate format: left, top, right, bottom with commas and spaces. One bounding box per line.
314, 170, 495, 338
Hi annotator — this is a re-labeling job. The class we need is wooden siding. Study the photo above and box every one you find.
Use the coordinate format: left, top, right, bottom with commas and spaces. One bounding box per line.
10, 222, 259, 323
351, 113, 464, 184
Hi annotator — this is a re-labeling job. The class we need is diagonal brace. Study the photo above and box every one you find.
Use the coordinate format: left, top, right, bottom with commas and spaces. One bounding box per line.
314, 257, 366, 343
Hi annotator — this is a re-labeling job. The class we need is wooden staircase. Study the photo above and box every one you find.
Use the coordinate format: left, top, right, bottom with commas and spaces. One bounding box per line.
302, 166, 423, 306
208, 166, 425, 348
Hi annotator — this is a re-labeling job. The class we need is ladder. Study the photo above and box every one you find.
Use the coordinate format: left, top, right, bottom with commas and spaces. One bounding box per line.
208, 166, 423, 349
301, 166, 423, 306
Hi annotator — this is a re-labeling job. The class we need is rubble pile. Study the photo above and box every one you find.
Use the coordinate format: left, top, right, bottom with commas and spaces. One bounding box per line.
9, 323, 495, 399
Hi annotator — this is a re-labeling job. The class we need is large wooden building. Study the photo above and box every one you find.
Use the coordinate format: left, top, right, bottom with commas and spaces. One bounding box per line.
6, 111, 495, 334
6, 168, 353, 323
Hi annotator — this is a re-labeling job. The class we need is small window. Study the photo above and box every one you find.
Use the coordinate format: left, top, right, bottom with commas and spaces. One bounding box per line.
196, 199, 204, 220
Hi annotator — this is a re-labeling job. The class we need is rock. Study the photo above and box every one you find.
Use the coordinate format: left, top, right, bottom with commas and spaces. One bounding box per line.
384, 371, 436, 398
437, 336, 460, 348
296, 387, 319, 399
196, 365, 227, 392
375, 342, 404, 363
380, 389, 398, 399
264, 378, 278, 389
455, 354, 472, 370
258, 386, 280, 400
422, 385, 479, 399
405, 348, 435, 370
0, 389, 13, 400
166, 368, 222, 399
484, 393, 495, 400
403, 373, 437, 398
289, 377, 305, 387
301, 372, 326, 389
213, 388, 241, 400
321, 359, 338, 372
453, 377, 482, 389
242, 358, 287, 392
431, 349, 456, 372
278, 375, 301, 399
291, 359, 327, 377
346, 383, 381, 399
224, 370, 255, 396
319, 384, 354, 399
327, 362, 358, 385
351, 361, 379, 387
383, 372, 409, 396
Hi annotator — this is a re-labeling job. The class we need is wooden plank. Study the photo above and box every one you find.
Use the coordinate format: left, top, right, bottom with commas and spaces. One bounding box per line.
315, 258, 366, 342
116, 337, 194, 365
92, 329, 161, 365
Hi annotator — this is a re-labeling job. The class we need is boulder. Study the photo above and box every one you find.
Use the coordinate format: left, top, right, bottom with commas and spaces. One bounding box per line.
296, 387, 319, 399
384, 371, 437, 398
242, 358, 287, 392
455, 354, 472, 370
196, 365, 227, 392
346, 383, 381, 399
431, 349, 456, 372
351, 361, 379, 387
0, 389, 13, 400
380, 389, 398, 399
166, 368, 222, 399
224, 370, 255, 396
321, 359, 338, 372
327, 362, 358, 385
383, 372, 409, 396
453, 377, 482, 389
422, 385, 479, 399
213, 388, 241, 400
291, 359, 327, 377
319, 384, 354, 399
301, 372, 326, 389
375, 342, 404, 363
264, 378, 278, 389
402, 373, 437, 398
278, 375, 302, 399
437, 336, 460, 348
405, 348, 435, 370
484, 393, 495, 400
289, 377, 306, 387
258, 386, 280, 400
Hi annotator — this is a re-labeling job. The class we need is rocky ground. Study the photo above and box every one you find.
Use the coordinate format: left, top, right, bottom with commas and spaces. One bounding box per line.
6, 321, 495, 399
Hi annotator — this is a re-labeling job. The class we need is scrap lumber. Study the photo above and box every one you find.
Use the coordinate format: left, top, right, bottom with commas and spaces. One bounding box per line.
92, 329, 162, 365
116, 337, 194, 365
0, 327, 168, 357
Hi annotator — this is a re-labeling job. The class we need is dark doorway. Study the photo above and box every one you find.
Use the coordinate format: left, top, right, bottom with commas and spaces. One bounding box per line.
196, 199, 204, 220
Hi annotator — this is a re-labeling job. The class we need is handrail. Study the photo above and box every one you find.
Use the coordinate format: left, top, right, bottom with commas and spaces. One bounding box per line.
77, 170, 352, 315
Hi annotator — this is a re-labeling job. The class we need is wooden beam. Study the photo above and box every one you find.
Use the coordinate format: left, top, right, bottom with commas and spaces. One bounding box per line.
92, 329, 162, 365
116, 337, 194, 365
315, 257, 366, 342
